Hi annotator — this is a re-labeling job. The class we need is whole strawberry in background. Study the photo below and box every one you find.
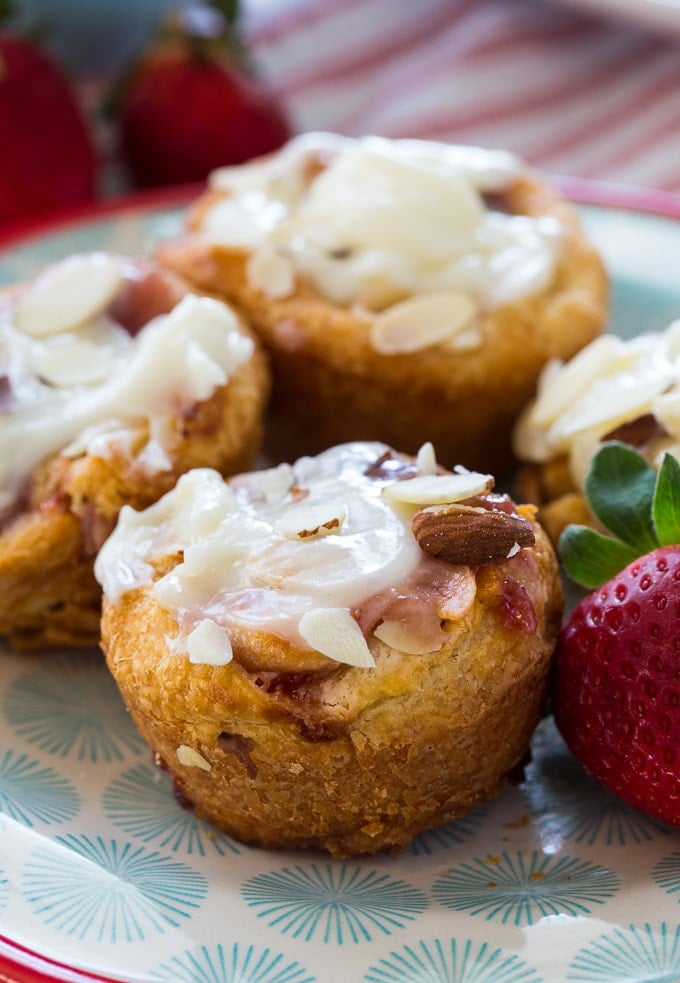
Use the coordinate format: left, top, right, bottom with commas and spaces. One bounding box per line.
113, 0, 292, 187
0, 23, 96, 225
553, 441, 680, 825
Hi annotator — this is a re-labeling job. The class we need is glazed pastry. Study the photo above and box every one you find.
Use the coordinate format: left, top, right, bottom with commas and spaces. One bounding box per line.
0, 252, 269, 649
514, 320, 680, 542
96, 440, 562, 857
157, 132, 607, 472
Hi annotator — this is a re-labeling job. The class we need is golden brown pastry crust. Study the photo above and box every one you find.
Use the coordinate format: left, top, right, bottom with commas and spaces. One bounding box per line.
514, 458, 594, 546
0, 271, 270, 650
100, 518, 562, 857
157, 171, 607, 473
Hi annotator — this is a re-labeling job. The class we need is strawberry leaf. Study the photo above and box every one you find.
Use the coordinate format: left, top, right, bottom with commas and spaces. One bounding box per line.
584, 442, 659, 553
653, 452, 680, 546
559, 524, 640, 588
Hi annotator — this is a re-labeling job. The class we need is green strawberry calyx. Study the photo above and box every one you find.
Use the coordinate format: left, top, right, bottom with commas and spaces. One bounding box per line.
559, 441, 680, 588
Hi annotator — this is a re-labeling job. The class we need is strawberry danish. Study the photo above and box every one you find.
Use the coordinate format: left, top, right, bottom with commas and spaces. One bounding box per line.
96, 440, 562, 856
157, 132, 607, 472
0, 252, 268, 649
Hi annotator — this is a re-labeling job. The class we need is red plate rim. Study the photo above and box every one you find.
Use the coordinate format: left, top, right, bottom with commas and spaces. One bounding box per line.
0, 936, 119, 983
0, 183, 204, 254
0, 171, 678, 983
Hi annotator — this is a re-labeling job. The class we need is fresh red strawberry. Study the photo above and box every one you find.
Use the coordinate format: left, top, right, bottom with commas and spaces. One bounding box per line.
0, 31, 96, 225
552, 442, 680, 824
114, 3, 291, 187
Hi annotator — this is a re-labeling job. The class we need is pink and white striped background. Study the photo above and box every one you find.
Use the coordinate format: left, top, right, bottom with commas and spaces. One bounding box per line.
243, 0, 680, 192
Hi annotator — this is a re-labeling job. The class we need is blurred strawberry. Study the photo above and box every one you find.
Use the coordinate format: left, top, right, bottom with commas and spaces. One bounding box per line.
113, 0, 291, 187
0, 29, 96, 225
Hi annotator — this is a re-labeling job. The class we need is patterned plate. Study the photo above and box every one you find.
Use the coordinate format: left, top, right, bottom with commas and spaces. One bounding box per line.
1, 185, 680, 983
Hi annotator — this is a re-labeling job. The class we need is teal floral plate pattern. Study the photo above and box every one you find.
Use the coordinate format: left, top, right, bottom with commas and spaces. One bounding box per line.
1, 186, 680, 983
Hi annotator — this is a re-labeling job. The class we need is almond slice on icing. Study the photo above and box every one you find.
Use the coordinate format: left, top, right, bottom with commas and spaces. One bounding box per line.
370, 290, 478, 355
415, 441, 437, 476
246, 245, 296, 299
299, 608, 375, 668
382, 470, 493, 506
275, 501, 348, 540
233, 463, 294, 503
444, 325, 483, 352
529, 335, 620, 427
16, 253, 124, 338
186, 618, 233, 666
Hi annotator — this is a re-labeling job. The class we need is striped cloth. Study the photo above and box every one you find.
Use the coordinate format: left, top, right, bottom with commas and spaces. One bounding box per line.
242, 0, 680, 192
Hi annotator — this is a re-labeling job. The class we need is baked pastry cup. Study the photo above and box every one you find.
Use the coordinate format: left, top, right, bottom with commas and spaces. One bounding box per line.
96, 440, 562, 857
0, 252, 269, 649
156, 132, 607, 472
513, 320, 680, 543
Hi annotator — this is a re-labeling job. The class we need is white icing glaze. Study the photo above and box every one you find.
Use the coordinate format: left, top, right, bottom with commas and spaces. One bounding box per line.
0, 258, 254, 514
94, 442, 492, 666
513, 319, 680, 487
203, 132, 563, 312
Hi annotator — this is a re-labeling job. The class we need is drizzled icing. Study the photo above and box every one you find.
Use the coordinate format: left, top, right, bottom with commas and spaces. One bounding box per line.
94, 442, 494, 668
0, 254, 254, 515
513, 320, 680, 489
201, 132, 563, 312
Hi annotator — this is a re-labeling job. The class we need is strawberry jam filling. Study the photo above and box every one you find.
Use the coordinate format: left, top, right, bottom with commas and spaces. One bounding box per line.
106, 264, 186, 337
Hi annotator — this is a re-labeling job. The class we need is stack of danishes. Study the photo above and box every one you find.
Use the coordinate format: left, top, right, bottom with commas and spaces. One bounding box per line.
1, 133, 613, 854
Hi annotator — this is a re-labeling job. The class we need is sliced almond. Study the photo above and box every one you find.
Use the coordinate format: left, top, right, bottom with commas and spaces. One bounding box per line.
382, 470, 493, 506
415, 441, 437, 476
176, 745, 212, 771
556, 374, 666, 440
443, 325, 483, 352
412, 503, 535, 567
246, 245, 296, 299
233, 463, 294, 503
16, 253, 124, 338
275, 501, 347, 540
31, 324, 125, 386
186, 618, 233, 666
299, 607, 375, 668
374, 619, 444, 655
529, 335, 620, 428
437, 566, 477, 620
370, 290, 478, 355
